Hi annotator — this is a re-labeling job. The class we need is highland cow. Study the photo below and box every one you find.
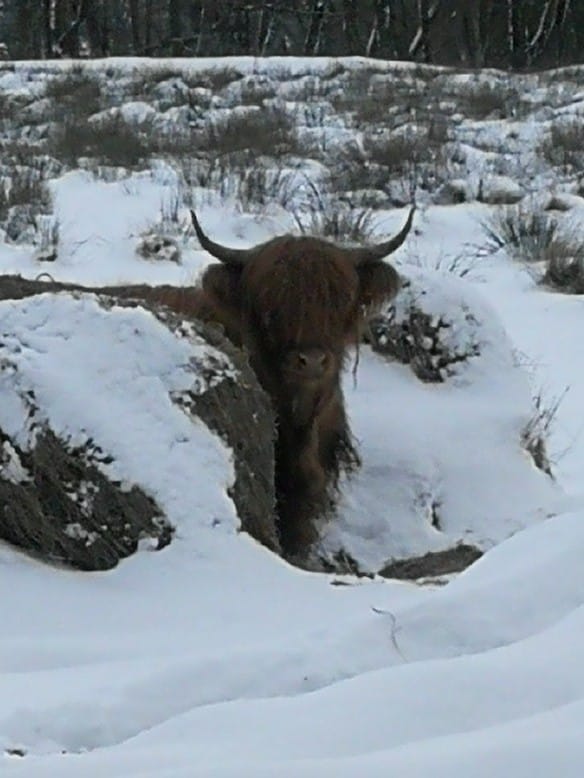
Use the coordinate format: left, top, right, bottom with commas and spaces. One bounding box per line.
187, 207, 414, 557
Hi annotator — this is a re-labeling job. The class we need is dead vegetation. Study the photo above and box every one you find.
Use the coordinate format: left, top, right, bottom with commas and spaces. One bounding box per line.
521, 388, 567, 477
50, 114, 149, 168
44, 70, 102, 119
367, 303, 481, 383
0, 160, 53, 241
482, 206, 559, 262
482, 204, 584, 294
542, 243, 584, 294
461, 80, 520, 120
540, 120, 584, 172
202, 104, 299, 157
296, 199, 376, 243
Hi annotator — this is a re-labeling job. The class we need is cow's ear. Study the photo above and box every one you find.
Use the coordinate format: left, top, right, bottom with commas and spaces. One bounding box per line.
356, 261, 401, 312
201, 262, 242, 307
198, 262, 244, 346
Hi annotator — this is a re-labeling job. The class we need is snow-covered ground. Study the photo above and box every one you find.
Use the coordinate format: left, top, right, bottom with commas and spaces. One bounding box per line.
1, 58, 584, 775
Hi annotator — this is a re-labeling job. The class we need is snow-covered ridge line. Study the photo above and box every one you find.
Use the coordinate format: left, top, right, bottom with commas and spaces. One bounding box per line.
3, 55, 584, 81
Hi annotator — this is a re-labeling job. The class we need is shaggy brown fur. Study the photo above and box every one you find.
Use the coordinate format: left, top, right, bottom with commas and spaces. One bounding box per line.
185, 210, 413, 557
84, 211, 412, 557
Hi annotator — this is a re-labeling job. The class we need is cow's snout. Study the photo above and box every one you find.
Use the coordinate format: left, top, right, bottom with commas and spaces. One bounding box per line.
285, 348, 332, 380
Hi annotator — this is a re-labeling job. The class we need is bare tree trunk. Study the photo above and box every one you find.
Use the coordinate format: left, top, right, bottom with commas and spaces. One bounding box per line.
251, 3, 275, 56
365, 13, 378, 56
168, 0, 182, 55
342, 0, 360, 54
525, 0, 565, 66
41, 0, 53, 57
418, 0, 432, 62
191, 2, 205, 56
506, 0, 521, 68
260, 10, 276, 56
459, 0, 488, 68
304, 0, 329, 55
410, 0, 439, 62
145, 0, 154, 52
128, 0, 142, 53
56, 0, 87, 57
85, 0, 110, 56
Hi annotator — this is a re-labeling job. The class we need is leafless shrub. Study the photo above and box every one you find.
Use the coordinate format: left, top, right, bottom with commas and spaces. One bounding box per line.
541, 238, 584, 294
483, 205, 584, 292
291, 182, 376, 242
329, 144, 387, 194
144, 65, 183, 85
521, 388, 567, 477
233, 167, 302, 210
540, 120, 584, 172
34, 215, 60, 262
51, 115, 149, 168
190, 67, 242, 93
136, 233, 181, 263
301, 204, 375, 242
0, 92, 23, 126
408, 244, 487, 278
481, 206, 559, 261
291, 75, 328, 103
149, 125, 201, 158
185, 157, 301, 211
45, 71, 102, 119
237, 75, 278, 105
203, 105, 299, 156
332, 71, 426, 125
461, 80, 519, 119
367, 302, 480, 383
133, 66, 240, 98
0, 165, 51, 224
363, 128, 442, 178
427, 115, 452, 144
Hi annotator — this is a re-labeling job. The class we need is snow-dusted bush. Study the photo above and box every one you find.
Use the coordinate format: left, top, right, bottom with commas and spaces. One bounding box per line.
483, 203, 584, 291
136, 233, 181, 263
51, 114, 149, 168
366, 269, 482, 383
363, 128, 442, 179
520, 389, 566, 477
202, 104, 299, 157
542, 242, 584, 294
461, 80, 520, 120
482, 205, 558, 261
44, 70, 102, 119
478, 175, 524, 205
540, 120, 584, 172
0, 165, 51, 232
293, 189, 376, 243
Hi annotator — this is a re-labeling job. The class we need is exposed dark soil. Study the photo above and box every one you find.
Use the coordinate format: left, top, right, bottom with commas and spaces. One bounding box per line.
379, 543, 483, 580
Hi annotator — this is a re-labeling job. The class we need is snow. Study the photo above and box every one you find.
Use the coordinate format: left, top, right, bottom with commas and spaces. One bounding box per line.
1, 57, 584, 776
322, 267, 562, 569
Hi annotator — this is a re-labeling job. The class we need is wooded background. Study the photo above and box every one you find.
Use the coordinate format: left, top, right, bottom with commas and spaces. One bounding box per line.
1, 1, 582, 70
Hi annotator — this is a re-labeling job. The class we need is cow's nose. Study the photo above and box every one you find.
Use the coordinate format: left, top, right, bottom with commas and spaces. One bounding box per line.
296, 349, 329, 376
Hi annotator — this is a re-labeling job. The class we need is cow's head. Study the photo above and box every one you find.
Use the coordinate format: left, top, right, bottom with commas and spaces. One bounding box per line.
191, 208, 414, 423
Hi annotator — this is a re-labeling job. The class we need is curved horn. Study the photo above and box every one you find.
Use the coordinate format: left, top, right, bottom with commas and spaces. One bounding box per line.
346, 205, 416, 266
190, 210, 257, 266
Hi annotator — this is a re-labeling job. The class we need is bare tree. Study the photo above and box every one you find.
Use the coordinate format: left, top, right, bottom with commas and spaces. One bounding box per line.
0, 0, 582, 66
303, 0, 330, 55
168, 0, 182, 55
128, 0, 141, 53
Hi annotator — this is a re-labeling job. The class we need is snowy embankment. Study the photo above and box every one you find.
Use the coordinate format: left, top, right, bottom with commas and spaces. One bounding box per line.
0, 57, 584, 775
